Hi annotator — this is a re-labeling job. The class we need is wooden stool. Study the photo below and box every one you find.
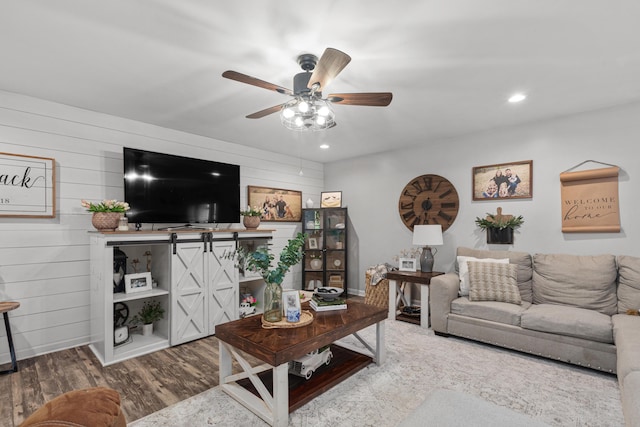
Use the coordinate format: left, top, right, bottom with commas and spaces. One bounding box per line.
1, 301, 20, 375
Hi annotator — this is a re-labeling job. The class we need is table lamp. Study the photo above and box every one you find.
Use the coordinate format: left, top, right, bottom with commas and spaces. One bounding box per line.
412, 225, 443, 272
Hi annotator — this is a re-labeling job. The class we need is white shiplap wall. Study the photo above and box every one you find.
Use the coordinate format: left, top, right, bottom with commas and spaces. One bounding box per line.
0, 90, 324, 364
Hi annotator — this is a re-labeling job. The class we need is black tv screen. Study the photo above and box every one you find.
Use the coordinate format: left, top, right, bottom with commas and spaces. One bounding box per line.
123, 148, 240, 225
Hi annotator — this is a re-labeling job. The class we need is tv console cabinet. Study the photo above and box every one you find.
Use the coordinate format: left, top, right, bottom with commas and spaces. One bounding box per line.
89, 229, 273, 366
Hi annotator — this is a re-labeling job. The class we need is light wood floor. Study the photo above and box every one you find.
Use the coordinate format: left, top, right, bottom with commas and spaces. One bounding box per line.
0, 335, 222, 427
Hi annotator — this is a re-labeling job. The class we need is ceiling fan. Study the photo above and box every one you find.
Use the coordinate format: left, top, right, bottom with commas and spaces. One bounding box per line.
222, 48, 392, 131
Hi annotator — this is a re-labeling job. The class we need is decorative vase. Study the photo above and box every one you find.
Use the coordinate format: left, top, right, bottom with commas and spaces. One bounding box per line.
142, 323, 153, 336
92, 212, 121, 231
243, 216, 260, 230
263, 282, 283, 323
306, 198, 314, 208
310, 258, 322, 270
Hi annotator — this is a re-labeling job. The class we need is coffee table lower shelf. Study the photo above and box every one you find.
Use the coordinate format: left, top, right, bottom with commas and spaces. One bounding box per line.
236, 344, 372, 412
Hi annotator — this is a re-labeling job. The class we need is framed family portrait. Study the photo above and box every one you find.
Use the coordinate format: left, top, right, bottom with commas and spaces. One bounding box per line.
125, 272, 153, 294
320, 191, 342, 208
399, 258, 417, 272
472, 160, 533, 201
247, 185, 302, 222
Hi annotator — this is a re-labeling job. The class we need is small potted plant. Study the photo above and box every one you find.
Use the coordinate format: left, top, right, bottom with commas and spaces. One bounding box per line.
240, 206, 262, 229
131, 300, 165, 336
81, 199, 130, 231
475, 207, 524, 244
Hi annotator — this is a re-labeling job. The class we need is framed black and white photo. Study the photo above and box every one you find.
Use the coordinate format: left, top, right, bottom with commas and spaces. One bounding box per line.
125, 272, 152, 294
308, 237, 318, 249
399, 258, 417, 272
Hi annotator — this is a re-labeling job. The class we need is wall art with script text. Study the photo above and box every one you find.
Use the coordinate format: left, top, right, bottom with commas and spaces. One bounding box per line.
0, 152, 56, 218
560, 166, 620, 233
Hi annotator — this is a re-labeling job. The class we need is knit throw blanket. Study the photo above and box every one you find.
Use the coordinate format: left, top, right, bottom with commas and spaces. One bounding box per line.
366, 263, 397, 286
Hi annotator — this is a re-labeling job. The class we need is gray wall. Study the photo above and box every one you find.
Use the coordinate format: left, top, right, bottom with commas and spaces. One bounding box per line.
325, 102, 640, 295
0, 90, 321, 363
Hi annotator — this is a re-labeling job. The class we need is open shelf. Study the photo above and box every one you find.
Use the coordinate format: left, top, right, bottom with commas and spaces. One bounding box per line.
113, 288, 169, 303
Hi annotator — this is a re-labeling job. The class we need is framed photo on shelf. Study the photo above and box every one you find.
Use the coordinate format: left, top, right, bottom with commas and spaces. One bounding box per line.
472, 160, 533, 201
282, 289, 301, 321
247, 185, 302, 222
320, 191, 342, 208
308, 237, 318, 249
398, 258, 417, 272
125, 272, 153, 294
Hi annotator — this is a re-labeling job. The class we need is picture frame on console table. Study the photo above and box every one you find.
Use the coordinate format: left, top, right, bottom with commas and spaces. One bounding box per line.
472, 160, 533, 201
125, 272, 153, 294
247, 185, 302, 222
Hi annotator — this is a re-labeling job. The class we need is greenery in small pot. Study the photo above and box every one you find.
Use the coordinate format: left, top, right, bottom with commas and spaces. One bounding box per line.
475, 213, 524, 230
131, 300, 165, 325
231, 232, 306, 285
81, 199, 130, 213
240, 206, 262, 217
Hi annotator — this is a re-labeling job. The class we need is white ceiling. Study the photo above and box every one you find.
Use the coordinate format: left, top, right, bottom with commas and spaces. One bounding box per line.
2, 1, 639, 163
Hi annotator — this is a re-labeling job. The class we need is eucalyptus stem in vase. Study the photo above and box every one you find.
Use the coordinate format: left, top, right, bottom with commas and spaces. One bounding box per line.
229, 233, 306, 322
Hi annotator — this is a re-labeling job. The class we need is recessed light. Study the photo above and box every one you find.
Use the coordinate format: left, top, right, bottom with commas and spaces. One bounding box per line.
508, 93, 527, 103
320, 144, 330, 149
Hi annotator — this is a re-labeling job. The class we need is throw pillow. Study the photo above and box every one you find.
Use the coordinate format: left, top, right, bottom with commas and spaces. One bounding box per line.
468, 261, 522, 305
457, 256, 509, 296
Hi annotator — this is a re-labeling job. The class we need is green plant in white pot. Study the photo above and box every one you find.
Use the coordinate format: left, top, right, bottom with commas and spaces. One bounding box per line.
131, 300, 165, 336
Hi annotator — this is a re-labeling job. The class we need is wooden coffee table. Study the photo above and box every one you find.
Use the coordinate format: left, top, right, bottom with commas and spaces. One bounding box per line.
216, 300, 387, 427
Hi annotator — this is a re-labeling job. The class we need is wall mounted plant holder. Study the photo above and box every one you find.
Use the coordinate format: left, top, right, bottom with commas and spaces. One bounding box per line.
487, 227, 514, 244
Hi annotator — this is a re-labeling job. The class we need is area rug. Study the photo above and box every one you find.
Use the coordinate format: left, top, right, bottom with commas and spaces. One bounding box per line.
130, 320, 623, 427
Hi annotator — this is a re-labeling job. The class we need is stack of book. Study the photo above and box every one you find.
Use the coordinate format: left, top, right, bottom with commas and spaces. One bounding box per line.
310, 296, 347, 311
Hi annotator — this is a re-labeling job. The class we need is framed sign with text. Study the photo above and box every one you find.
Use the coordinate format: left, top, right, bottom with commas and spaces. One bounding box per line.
560, 166, 620, 233
0, 152, 56, 218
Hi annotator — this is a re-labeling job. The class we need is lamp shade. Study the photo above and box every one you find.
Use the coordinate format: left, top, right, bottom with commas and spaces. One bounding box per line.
412, 224, 443, 246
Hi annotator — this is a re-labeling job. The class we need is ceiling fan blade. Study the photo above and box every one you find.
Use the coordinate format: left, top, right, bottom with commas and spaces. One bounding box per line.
307, 48, 351, 91
222, 70, 293, 96
246, 104, 285, 119
327, 92, 393, 107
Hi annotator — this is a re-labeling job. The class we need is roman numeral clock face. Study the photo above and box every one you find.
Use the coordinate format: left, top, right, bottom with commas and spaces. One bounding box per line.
398, 174, 460, 231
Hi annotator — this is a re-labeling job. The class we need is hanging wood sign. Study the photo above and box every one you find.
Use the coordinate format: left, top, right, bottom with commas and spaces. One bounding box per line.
0, 152, 56, 218
560, 166, 620, 233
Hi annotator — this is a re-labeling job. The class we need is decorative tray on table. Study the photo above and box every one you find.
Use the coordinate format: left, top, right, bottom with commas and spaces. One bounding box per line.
261, 310, 314, 329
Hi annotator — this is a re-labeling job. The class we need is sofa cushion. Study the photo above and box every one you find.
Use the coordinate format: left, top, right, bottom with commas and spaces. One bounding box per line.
612, 314, 640, 383
451, 297, 530, 326
457, 255, 508, 296
521, 304, 613, 344
617, 255, 640, 314
532, 253, 617, 316
468, 261, 522, 305
457, 247, 533, 302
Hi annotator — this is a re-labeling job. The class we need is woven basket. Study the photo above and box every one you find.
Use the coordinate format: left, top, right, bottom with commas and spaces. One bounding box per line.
364, 272, 389, 309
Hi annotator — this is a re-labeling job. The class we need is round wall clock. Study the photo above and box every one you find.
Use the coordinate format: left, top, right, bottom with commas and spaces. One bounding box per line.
398, 174, 460, 231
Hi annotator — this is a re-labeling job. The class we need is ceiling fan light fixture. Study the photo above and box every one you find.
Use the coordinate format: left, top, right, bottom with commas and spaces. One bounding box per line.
280, 96, 335, 131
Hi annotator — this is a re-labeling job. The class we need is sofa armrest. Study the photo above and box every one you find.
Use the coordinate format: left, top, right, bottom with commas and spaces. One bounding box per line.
430, 273, 460, 334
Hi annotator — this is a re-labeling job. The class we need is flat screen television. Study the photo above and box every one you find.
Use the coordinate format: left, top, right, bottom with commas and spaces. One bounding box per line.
123, 147, 240, 225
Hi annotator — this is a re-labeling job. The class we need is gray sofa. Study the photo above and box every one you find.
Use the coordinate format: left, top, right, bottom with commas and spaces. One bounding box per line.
430, 247, 640, 427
